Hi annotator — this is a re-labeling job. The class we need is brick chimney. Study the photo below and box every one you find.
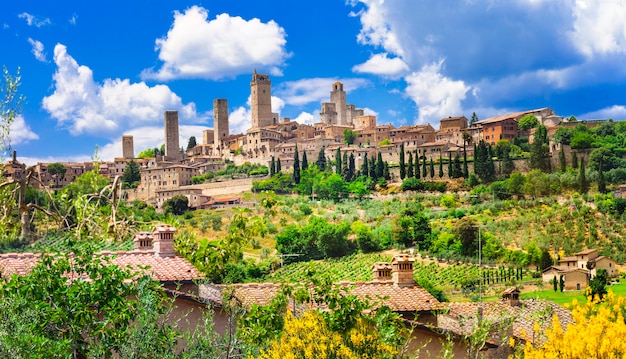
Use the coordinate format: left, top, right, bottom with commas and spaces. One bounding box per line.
133, 231, 153, 251
502, 287, 521, 306
391, 254, 415, 287
372, 262, 392, 282
152, 224, 177, 257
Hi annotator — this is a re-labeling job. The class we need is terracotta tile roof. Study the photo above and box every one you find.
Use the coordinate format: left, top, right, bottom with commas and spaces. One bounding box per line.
439, 299, 573, 344
574, 248, 598, 255
202, 281, 443, 312
559, 256, 578, 262
0, 251, 203, 283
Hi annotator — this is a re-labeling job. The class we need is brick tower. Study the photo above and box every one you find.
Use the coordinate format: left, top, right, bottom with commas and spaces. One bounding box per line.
122, 135, 134, 159
250, 70, 273, 128
164, 110, 180, 161
213, 99, 229, 146
330, 81, 347, 125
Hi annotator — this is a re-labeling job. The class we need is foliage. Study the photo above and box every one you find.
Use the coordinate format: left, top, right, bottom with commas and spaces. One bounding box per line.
517, 114, 539, 131
275, 216, 353, 262
588, 268, 608, 301
186, 136, 197, 150
47, 162, 67, 178
122, 159, 141, 187
521, 290, 626, 358
392, 202, 431, 248
377, 138, 391, 146
0, 66, 25, 157
162, 195, 189, 215
343, 128, 357, 145
529, 125, 551, 172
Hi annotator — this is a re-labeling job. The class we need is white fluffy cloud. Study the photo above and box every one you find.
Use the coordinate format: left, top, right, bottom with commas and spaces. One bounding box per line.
579, 105, 626, 120
293, 112, 316, 125
42, 44, 204, 136
9, 115, 39, 145
27, 38, 46, 62
404, 61, 470, 123
228, 106, 252, 135
18, 12, 51, 27
276, 78, 370, 106
142, 6, 289, 80
570, 1, 626, 57
352, 53, 409, 78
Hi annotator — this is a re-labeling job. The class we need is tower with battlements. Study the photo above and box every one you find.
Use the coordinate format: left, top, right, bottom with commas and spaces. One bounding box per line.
213, 99, 229, 145
330, 81, 347, 125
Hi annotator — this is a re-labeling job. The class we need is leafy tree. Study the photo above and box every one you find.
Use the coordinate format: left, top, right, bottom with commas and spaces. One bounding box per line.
122, 160, 141, 187
529, 125, 551, 172
539, 250, 553, 270
589, 269, 608, 301
47, 162, 67, 179
392, 203, 431, 249
377, 138, 391, 146
0, 66, 25, 158
454, 217, 479, 256
317, 147, 327, 171
518, 114, 540, 131
589, 147, 616, 193
554, 126, 575, 145
162, 195, 189, 215
186, 136, 197, 150
343, 128, 357, 145
452, 154, 463, 179
293, 144, 300, 185
474, 140, 495, 182
137, 148, 156, 159
399, 143, 406, 179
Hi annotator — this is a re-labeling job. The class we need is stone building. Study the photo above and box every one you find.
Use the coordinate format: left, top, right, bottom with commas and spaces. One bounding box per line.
164, 110, 180, 162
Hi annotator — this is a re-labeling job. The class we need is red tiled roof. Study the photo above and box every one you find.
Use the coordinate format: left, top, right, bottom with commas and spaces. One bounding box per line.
0, 251, 203, 283
574, 248, 598, 255
204, 281, 443, 312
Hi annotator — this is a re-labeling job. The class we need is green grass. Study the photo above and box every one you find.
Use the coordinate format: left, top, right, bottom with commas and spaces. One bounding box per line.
519, 282, 626, 306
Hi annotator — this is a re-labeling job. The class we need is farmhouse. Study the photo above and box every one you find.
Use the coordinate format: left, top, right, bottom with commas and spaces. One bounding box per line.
541, 248, 618, 290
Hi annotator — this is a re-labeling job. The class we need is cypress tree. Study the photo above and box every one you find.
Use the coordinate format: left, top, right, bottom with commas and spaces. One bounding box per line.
572, 151, 579, 169
317, 147, 326, 171
399, 144, 406, 179
302, 151, 308, 170
422, 155, 428, 178
438, 153, 444, 178
277, 158, 282, 172
463, 140, 469, 178
415, 151, 421, 179
448, 152, 453, 178
383, 161, 390, 180
270, 156, 276, 176
293, 144, 301, 184
453, 154, 463, 178
407, 152, 414, 178
430, 158, 435, 178
348, 153, 355, 181
336, 148, 342, 175
341, 151, 350, 181
579, 157, 588, 194
376, 152, 384, 179
369, 156, 377, 180
487, 145, 496, 181
559, 146, 566, 172
361, 153, 369, 178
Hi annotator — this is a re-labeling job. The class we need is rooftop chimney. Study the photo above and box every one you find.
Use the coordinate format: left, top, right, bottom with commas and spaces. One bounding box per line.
133, 231, 153, 251
152, 224, 177, 257
391, 254, 415, 287
502, 287, 521, 306
372, 262, 392, 282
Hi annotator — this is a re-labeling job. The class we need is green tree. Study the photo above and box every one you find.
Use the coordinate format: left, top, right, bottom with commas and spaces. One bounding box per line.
392, 204, 431, 249
415, 151, 421, 179
0, 66, 25, 158
399, 143, 406, 179
559, 274, 565, 292
47, 162, 67, 188
343, 128, 357, 145
438, 153, 444, 178
589, 147, 615, 194
341, 151, 350, 181
293, 144, 301, 185
453, 217, 479, 256
422, 155, 428, 178
470, 112, 478, 127
552, 275, 558, 292
270, 156, 276, 176
529, 125, 551, 172
137, 148, 156, 159
276, 158, 282, 173
579, 158, 588, 194
559, 146, 567, 172
301, 151, 308, 170
348, 153, 355, 182
122, 160, 141, 187
589, 269, 608, 300
518, 114, 539, 131
186, 136, 197, 150
430, 158, 435, 178
452, 154, 463, 179
539, 250, 553, 270
317, 147, 326, 171
407, 151, 414, 178
463, 131, 472, 178
361, 153, 368, 178
163, 195, 189, 215
335, 148, 342, 175
369, 156, 376, 180
376, 152, 384, 179
572, 151, 579, 169
383, 161, 390, 180
447, 152, 453, 178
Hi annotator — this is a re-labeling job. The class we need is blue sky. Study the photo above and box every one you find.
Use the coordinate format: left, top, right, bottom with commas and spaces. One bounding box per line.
3, 0, 626, 164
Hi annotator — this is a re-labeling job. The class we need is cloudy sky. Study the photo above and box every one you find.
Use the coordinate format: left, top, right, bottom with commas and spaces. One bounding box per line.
2, 0, 626, 164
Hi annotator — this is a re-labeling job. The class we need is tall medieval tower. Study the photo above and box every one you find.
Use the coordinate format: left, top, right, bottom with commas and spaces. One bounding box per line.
250, 69, 273, 128
164, 110, 180, 161
122, 135, 134, 159
330, 81, 347, 125
213, 99, 229, 145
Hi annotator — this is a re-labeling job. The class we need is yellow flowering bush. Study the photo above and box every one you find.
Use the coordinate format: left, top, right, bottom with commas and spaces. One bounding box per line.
256, 310, 398, 359
522, 290, 626, 359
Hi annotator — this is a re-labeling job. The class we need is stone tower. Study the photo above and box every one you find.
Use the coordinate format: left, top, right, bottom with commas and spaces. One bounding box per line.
213, 99, 229, 145
250, 69, 273, 128
330, 81, 347, 125
122, 135, 134, 159
164, 110, 180, 161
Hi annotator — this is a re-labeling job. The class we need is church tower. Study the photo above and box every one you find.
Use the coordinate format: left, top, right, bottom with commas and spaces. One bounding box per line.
250, 70, 273, 128
330, 81, 347, 125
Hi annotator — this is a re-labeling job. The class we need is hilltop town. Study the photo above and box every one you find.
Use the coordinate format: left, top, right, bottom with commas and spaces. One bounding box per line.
3, 70, 601, 210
